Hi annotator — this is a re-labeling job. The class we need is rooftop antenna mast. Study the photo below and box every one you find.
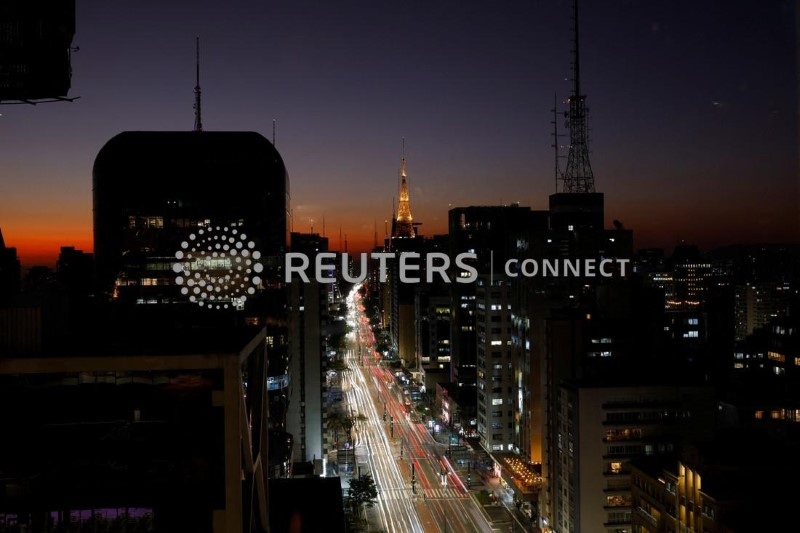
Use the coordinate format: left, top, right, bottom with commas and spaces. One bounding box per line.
193, 37, 202, 132
560, 0, 595, 193
551, 93, 566, 192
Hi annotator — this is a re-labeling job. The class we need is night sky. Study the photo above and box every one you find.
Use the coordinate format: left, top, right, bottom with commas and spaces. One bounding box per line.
0, 0, 797, 266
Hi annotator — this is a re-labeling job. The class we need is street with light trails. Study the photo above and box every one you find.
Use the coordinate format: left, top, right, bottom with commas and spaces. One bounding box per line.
342, 286, 495, 533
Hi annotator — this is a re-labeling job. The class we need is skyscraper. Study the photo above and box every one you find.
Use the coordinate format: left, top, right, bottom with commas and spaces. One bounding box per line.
93, 131, 288, 305
0, 225, 21, 304
287, 231, 331, 466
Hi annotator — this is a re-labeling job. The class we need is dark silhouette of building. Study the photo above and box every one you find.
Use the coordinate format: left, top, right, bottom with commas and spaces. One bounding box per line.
0, 325, 270, 533
0, 0, 75, 102
93, 131, 288, 304
56, 246, 93, 296
92, 130, 291, 444
447, 204, 546, 390
287, 232, 331, 466
630, 429, 800, 532
415, 268, 451, 386
0, 225, 20, 304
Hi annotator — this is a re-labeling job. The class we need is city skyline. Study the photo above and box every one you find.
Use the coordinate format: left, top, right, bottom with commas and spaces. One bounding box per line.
1, 0, 797, 266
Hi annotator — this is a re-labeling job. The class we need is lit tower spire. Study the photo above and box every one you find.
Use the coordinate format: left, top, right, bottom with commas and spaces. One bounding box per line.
193, 37, 202, 132
561, 0, 595, 193
394, 141, 414, 238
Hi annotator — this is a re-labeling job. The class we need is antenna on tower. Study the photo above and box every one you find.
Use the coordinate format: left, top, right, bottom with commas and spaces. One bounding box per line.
572, 0, 581, 104
193, 37, 202, 132
272, 119, 277, 145
373, 220, 378, 248
322, 216, 326, 237
551, 93, 565, 193
560, 0, 595, 193
339, 225, 343, 251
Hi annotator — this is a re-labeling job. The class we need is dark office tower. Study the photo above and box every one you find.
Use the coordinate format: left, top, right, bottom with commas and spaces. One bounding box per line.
0, 225, 21, 304
415, 238, 451, 377
475, 275, 514, 453
93, 131, 288, 305
56, 246, 93, 296
287, 232, 331, 468
447, 205, 547, 387
411, 234, 451, 388
388, 234, 425, 369
0, 0, 75, 102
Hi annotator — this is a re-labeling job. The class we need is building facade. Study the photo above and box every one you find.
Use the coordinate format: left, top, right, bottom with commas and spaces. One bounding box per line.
286, 232, 331, 465
552, 384, 715, 533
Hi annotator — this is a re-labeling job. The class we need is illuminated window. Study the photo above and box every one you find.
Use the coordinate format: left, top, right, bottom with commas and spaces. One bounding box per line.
492, 398, 503, 406
768, 351, 786, 363
606, 495, 630, 507
795, 357, 800, 367
610, 462, 622, 474
733, 363, 744, 369
770, 410, 783, 420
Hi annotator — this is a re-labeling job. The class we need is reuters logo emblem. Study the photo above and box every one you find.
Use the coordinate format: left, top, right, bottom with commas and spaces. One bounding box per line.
172, 224, 263, 309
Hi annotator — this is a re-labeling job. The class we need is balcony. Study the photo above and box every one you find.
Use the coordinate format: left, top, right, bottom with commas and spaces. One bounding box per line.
635, 506, 658, 525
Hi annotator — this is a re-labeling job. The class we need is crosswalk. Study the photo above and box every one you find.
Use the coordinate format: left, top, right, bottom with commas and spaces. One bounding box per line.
379, 487, 463, 501
424, 488, 463, 500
